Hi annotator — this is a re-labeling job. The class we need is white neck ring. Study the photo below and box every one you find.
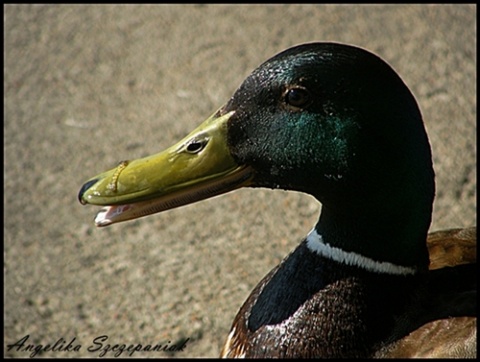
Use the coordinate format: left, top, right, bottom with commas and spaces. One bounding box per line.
305, 228, 417, 276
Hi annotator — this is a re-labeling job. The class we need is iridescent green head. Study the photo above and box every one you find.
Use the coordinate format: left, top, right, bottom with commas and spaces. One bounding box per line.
79, 43, 434, 266
222, 43, 433, 211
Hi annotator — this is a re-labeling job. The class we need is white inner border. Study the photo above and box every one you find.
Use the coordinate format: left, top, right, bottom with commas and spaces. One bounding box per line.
305, 228, 417, 276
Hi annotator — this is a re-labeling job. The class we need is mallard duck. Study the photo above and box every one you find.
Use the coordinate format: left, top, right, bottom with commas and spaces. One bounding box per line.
78, 42, 476, 358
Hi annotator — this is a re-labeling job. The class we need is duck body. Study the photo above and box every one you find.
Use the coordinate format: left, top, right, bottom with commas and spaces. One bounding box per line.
222, 239, 420, 358
221, 229, 476, 358
78, 42, 476, 357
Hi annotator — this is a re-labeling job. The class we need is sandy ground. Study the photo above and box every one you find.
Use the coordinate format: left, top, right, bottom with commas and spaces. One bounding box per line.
4, 4, 476, 358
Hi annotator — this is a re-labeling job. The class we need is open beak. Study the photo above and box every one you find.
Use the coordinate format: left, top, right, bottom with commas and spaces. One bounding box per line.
78, 110, 253, 226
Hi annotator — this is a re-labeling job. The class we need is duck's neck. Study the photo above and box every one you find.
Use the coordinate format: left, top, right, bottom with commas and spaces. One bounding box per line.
305, 228, 418, 276
312, 204, 431, 273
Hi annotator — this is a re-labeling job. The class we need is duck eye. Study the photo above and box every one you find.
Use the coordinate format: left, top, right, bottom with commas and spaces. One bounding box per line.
185, 138, 208, 154
285, 87, 310, 109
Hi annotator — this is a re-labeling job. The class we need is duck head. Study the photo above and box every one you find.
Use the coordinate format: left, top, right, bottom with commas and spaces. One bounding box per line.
79, 43, 434, 268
